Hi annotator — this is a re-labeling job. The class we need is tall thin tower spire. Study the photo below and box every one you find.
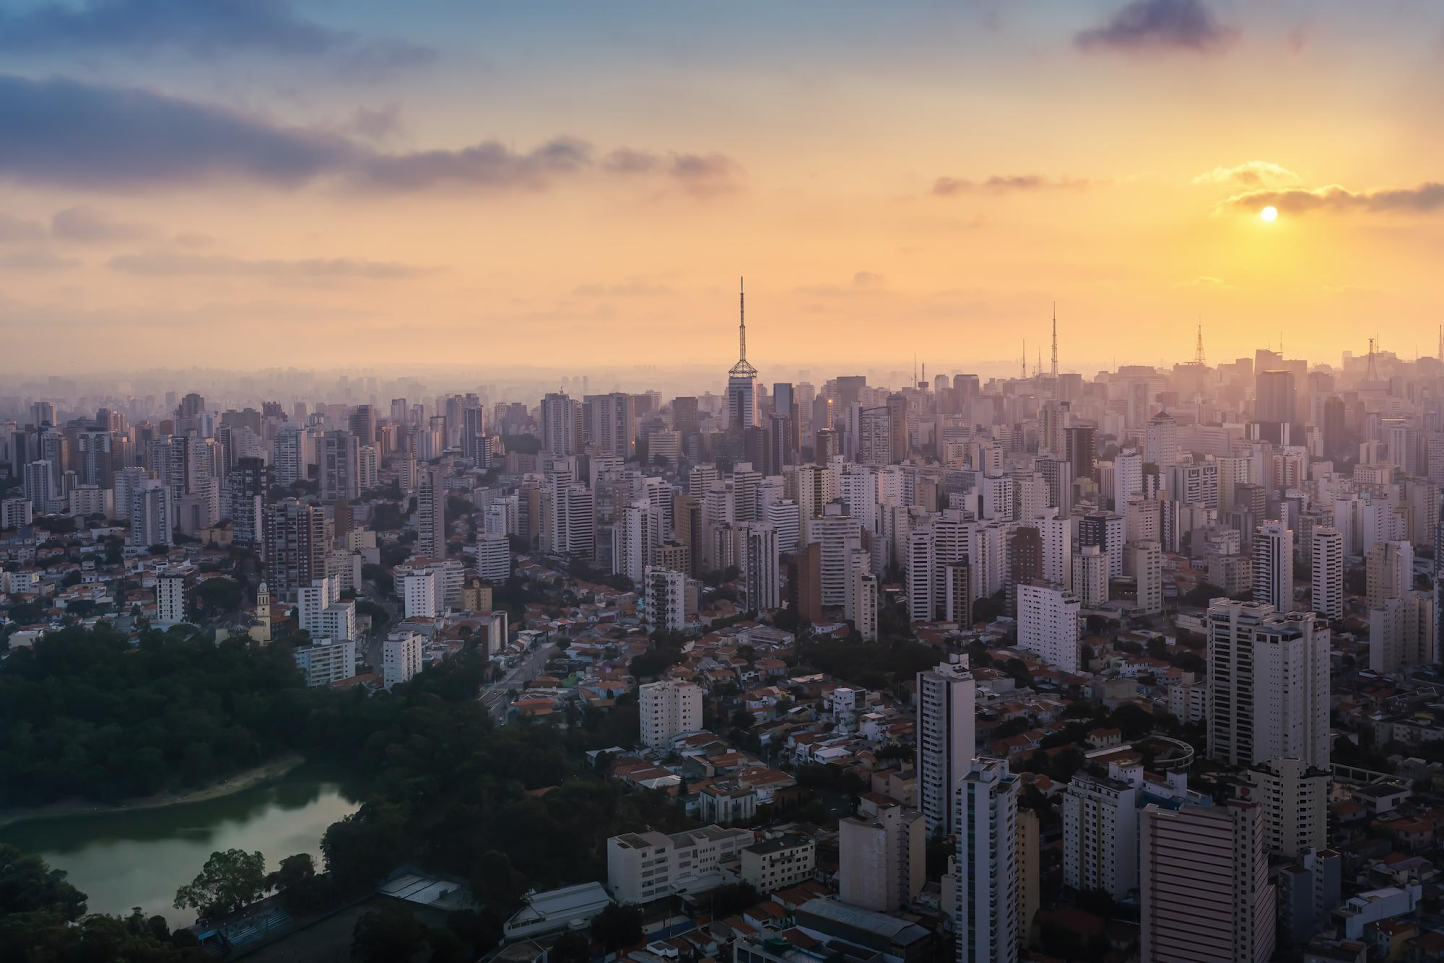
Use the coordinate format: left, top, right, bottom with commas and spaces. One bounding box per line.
729, 276, 756, 377
1021, 339, 1027, 379
1194, 324, 1206, 365
1050, 302, 1058, 380
739, 276, 746, 362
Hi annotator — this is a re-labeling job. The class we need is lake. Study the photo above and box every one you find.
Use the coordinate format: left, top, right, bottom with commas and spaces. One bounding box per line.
0, 772, 360, 927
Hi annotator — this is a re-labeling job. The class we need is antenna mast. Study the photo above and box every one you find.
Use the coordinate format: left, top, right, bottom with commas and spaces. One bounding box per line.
1194, 324, 1206, 365
1050, 302, 1058, 380
1021, 339, 1027, 380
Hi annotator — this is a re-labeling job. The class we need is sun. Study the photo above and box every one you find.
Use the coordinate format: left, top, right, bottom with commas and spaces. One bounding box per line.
1260, 205, 1279, 222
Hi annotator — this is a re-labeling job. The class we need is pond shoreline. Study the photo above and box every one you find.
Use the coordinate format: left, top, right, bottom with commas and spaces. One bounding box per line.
0, 754, 306, 830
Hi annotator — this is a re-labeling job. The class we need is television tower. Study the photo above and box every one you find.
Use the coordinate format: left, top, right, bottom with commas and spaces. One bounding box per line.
729, 276, 756, 377
1050, 302, 1058, 380
1021, 339, 1027, 379
1194, 324, 1206, 365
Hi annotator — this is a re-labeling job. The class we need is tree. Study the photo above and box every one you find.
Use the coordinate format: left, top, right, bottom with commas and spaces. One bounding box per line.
591, 903, 643, 951
550, 930, 591, 963
352, 905, 429, 963
173, 849, 267, 919
0, 843, 88, 920
266, 853, 328, 911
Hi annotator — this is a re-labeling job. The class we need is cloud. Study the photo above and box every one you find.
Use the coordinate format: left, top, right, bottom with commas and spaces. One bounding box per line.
668, 152, 742, 197
0, 0, 433, 80
108, 252, 433, 279
0, 213, 46, 242
344, 105, 405, 144
601, 148, 661, 174
1177, 275, 1230, 288
1192, 161, 1299, 187
1222, 182, 1444, 215
1076, 0, 1239, 54
354, 137, 593, 193
932, 174, 1089, 196
570, 281, 675, 298
0, 249, 81, 271
0, 75, 735, 197
0, 74, 358, 190
601, 149, 743, 196
51, 205, 154, 242
852, 271, 884, 288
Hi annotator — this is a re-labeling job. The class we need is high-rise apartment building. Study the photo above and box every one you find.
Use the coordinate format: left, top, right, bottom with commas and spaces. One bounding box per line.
1018, 581, 1081, 673
639, 680, 702, 749
416, 465, 447, 560
916, 658, 976, 836
1207, 600, 1329, 770
1252, 520, 1293, 612
1063, 763, 1141, 900
838, 796, 925, 913
950, 757, 1020, 963
1245, 757, 1329, 858
1310, 526, 1343, 620
1139, 800, 1275, 963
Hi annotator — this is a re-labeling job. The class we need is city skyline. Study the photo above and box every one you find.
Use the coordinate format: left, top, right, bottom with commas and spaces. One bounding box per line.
1, 1, 1442, 371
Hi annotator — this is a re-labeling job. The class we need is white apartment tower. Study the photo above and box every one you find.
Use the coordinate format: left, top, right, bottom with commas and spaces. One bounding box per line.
951, 757, 1020, 963
1252, 520, 1293, 612
1207, 600, 1330, 770
1017, 581, 1081, 673
1310, 526, 1343, 620
382, 632, 423, 689
476, 532, 511, 584
639, 680, 702, 749
916, 659, 977, 836
1245, 757, 1329, 858
416, 465, 447, 560
1063, 764, 1141, 900
1131, 540, 1163, 615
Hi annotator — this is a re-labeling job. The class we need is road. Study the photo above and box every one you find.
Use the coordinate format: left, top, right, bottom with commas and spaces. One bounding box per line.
480, 642, 558, 723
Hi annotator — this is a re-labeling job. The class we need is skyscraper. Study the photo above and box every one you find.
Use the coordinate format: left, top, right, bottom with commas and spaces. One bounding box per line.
916, 659, 976, 836
1140, 800, 1275, 963
416, 465, 447, 559
950, 757, 1020, 963
1207, 600, 1330, 770
1252, 520, 1293, 612
1310, 525, 1343, 620
727, 278, 759, 432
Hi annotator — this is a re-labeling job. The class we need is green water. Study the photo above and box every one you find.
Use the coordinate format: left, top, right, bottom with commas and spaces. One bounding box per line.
0, 773, 359, 928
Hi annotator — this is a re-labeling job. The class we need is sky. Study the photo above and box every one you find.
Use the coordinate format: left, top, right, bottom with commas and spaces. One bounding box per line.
1, 0, 1442, 378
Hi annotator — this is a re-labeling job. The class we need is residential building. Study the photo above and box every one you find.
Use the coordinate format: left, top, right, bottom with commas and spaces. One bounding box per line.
916, 658, 977, 836
839, 796, 925, 913
950, 757, 1020, 963
1139, 800, 1275, 963
639, 680, 702, 749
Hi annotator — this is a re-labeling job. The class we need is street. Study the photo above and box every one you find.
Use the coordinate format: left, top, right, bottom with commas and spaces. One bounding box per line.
479, 642, 558, 723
